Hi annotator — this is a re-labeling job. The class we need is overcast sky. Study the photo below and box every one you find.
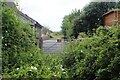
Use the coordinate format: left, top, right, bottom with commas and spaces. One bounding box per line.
19, 0, 90, 31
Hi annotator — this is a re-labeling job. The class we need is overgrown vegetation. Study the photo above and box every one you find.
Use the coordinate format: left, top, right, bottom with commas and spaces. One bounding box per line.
2, 1, 120, 79
2, 2, 67, 79
62, 26, 120, 79
2, 3, 40, 78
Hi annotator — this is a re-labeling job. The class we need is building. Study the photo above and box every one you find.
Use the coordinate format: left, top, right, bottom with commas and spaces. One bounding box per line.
103, 9, 120, 27
6, 2, 43, 48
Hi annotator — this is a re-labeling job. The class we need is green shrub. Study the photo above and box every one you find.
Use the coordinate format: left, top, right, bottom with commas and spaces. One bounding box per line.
2, 4, 42, 78
2, 5, 40, 67
62, 26, 120, 79
77, 32, 88, 38
2, 2, 120, 79
2, 4, 67, 79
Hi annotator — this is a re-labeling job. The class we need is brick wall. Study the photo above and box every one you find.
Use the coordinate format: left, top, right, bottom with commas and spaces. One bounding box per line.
104, 11, 120, 26
104, 12, 116, 26
118, 12, 120, 24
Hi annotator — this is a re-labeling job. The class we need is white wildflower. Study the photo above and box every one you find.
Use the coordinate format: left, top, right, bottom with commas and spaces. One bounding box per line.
5, 44, 7, 46
34, 67, 37, 70
16, 68, 19, 70
6, 31, 8, 33
31, 66, 34, 69
60, 65, 65, 71
31, 66, 37, 70
61, 68, 64, 71
2, 37, 3, 39
54, 75, 56, 76
60, 65, 63, 67
81, 50, 83, 52
48, 67, 50, 70
63, 72, 66, 74
29, 69, 32, 71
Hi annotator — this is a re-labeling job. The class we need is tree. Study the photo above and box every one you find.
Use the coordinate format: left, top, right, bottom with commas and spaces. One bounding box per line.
61, 1, 120, 38
61, 10, 81, 39
81, 2, 120, 32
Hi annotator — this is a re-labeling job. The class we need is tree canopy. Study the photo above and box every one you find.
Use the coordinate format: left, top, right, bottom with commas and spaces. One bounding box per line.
61, 1, 120, 39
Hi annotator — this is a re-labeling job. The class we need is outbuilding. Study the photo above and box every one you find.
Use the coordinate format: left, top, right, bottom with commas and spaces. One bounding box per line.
103, 9, 120, 27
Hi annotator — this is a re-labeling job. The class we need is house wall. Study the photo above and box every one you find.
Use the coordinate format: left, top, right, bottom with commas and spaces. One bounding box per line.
36, 27, 41, 38
36, 26, 43, 48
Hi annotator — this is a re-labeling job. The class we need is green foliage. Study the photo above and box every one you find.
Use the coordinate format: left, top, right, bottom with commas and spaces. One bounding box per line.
82, 2, 119, 32
77, 32, 88, 38
61, 1, 120, 38
2, 5, 68, 79
2, 1, 120, 79
2, 5, 40, 68
62, 26, 120, 79
2, 2, 39, 77
3, 54, 68, 79
61, 9, 81, 39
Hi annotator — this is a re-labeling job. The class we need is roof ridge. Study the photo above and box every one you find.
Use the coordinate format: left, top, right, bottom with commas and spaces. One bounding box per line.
103, 9, 120, 16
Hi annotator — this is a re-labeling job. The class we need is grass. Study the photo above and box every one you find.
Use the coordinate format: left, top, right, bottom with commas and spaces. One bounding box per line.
49, 32, 64, 40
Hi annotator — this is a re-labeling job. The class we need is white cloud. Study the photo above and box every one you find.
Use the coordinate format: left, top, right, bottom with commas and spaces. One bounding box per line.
19, 0, 90, 31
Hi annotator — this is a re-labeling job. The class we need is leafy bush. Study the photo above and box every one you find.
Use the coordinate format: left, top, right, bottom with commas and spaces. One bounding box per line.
77, 32, 88, 38
2, 54, 68, 79
2, 2, 120, 79
62, 26, 120, 79
2, 5, 40, 66
2, 5, 67, 79
2, 4, 43, 77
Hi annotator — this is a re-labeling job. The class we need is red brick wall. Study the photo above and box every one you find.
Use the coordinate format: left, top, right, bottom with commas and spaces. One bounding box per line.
104, 11, 120, 26
118, 12, 120, 24
104, 12, 116, 26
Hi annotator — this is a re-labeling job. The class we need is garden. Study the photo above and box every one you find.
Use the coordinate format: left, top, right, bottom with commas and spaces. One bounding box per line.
1, 1, 120, 80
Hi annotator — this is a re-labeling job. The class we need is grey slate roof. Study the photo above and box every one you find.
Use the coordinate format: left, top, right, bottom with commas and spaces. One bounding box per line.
7, 2, 42, 28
